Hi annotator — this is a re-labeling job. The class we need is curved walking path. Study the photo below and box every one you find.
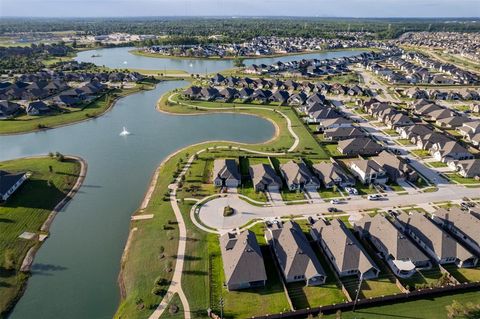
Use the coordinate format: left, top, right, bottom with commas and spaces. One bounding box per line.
167, 93, 300, 152
149, 119, 302, 317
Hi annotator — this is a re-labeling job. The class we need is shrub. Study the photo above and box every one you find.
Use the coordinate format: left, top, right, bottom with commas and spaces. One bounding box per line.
223, 205, 234, 217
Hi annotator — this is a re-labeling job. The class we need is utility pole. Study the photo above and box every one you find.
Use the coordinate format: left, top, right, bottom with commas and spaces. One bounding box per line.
219, 296, 224, 319
352, 273, 363, 312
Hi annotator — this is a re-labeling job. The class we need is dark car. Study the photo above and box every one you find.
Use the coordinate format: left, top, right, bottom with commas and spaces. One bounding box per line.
328, 207, 338, 213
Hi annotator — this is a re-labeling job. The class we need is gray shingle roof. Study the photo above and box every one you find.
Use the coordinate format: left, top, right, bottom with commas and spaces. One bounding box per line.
356, 214, 429, 263
267, 221, 326, 280
220, 230, 267, 287
311, 219, 378, 275
397, 213, 474, 262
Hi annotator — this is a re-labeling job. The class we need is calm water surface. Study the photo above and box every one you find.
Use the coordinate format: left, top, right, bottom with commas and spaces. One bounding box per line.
75, 46, 366, 74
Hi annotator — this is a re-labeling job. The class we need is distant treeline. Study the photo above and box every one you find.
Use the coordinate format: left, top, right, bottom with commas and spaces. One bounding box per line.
1, 17, 480, 41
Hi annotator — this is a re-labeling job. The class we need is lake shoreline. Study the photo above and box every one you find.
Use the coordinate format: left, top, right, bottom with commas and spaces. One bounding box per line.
1, 155, 86, 318
129, 47, 375, 61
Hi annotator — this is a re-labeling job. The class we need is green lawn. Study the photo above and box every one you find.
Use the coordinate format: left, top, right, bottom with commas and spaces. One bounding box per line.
159, 293, 184, 319
322, 143, 342, 157
429, 161, 448, 168
163, 93, 329, 158
383, 129, 399, 136
399, 266, 446, 291
325, 290, 480, 319
411, 149, 431, 158
210, 242, 291, 318
442, 265, 480, 284
396, 139, 413, 146
0, 83, 154, 135
445, 174, 480, 185
0, 156, 81, 316
319, 188, 342, 199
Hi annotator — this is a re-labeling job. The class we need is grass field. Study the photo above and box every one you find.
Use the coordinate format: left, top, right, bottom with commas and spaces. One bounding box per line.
0, 83, 155, 135
445, 173, 480, 185
325, 290, 480, 319
0, 156, 81, 316
161, 93, 329, 158
443, 265, 480, 284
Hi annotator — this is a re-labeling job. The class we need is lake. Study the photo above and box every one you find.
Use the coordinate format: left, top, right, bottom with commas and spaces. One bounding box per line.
75, 46, 366, 74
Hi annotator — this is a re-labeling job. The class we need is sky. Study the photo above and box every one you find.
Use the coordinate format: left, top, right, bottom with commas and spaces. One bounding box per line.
0, 0, 479, 18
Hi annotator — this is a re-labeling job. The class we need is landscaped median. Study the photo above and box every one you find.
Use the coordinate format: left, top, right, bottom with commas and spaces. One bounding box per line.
0, 155, 85, 317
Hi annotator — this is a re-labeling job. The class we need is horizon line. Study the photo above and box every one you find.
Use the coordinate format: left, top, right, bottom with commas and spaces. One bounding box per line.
1, 15, 480, 19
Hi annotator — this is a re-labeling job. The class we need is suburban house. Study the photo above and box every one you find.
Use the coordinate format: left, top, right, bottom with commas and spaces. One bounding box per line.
397, 124, 433, 141
458, 121, 480, 138
413, 131, 450, 150
249, 163, 283, 192
280, 161, 320, 191
212, 159, 241, 188
266, 221, 327, 286
373, 150, 418, 182
448, 159, 480, 178
310, 219, 379, 279
0, 100, 22, 119
430, 140, 473, 163
431, 208, 480, 255
337, 138, 383, 156
348, 159, 389, 185
0, 170, 28, 202
323, 126, 366, 141
395, 213, 477, 268
317, 117, 352, 131
26, 101, 51, 115
219, 231, 267, 290
436, 116, 470, 129
311, 160, 354, 188
354, 214, 431, 278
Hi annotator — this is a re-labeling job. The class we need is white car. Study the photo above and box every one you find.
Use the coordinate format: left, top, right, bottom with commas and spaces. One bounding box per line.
330, 199, 340, 204
367, 194, 382, 200
344, 187, 358, 195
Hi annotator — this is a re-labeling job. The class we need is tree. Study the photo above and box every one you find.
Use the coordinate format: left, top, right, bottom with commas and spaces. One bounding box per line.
159, 246, 165, 258
233, 57, 245, 67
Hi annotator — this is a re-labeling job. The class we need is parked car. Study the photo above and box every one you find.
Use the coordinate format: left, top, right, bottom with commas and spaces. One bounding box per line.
330, 199, 340, 204
367, 194, 382, 200
328, 207, 338, 213
344, 187, 358, 195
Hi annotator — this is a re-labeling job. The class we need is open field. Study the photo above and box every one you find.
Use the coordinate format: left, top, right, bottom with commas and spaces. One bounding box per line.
324, 290, 480, 319
0, 156, 82, 316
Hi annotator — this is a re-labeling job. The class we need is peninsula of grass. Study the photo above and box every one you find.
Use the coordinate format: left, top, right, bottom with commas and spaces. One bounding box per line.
0, 80, 157, 135
0, 156, 82, 317
159, 91, 329, 158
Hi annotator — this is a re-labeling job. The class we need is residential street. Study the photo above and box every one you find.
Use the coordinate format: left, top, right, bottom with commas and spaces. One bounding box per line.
198, 184, 479, 230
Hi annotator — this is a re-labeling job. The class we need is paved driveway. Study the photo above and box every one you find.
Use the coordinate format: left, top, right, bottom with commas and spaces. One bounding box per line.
305, 189, 323, 203
397, 180, 419, 195
267, 189, 285, 206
